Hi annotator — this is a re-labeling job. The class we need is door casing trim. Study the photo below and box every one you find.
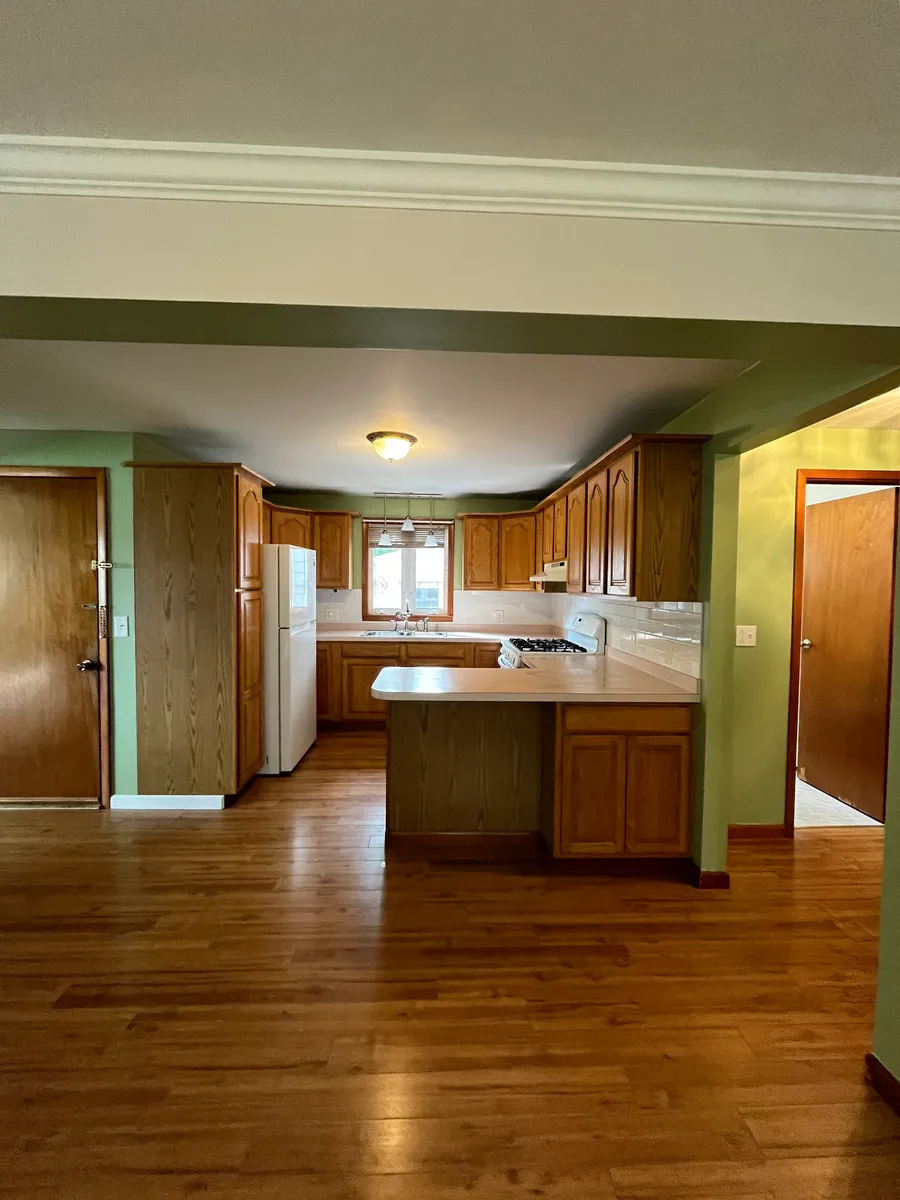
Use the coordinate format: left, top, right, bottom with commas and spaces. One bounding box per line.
785, 469, 900, 832
0, 466, 111, 806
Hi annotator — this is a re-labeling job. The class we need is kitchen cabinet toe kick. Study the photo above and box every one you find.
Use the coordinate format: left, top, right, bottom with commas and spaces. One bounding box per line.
385, 700, 694, 870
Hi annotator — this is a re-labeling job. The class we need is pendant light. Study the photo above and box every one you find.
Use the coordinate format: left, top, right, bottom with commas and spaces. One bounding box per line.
423, 496, 439, 548
400, 494, 416, 534
377, 495, 392, 547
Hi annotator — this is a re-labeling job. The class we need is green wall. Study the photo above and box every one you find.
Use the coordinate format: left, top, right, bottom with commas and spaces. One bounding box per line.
0, 430, 184, 794
266, 491, 542, 590
732, 428, 900, 825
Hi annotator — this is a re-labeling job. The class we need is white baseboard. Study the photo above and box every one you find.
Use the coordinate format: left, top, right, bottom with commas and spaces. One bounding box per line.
110, 794, 225, 810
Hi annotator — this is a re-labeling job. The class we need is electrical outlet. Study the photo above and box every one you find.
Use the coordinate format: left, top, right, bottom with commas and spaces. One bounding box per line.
490, 609, 504, 622
113, 615, 130, 638
326, 608, 338, 621
735, 625, 757, 647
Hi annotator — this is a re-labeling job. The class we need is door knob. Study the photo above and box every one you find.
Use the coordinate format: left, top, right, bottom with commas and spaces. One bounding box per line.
76, 659, 100, 672
800, 639, 812, 650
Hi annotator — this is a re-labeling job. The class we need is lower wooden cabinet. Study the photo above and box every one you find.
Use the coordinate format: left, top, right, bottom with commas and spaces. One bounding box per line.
318, 639, 501, 724
341, 657, 400, 720
236, 589, 264, 787
559, 733, 626, 855
554, 706, 692, 858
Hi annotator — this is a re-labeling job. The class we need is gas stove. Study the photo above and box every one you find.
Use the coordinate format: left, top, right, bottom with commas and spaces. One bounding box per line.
499, 612, 606, 668
508, 637, 586, 654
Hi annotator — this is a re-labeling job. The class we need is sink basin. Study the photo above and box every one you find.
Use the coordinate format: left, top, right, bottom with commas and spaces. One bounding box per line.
361, 630, 412, 637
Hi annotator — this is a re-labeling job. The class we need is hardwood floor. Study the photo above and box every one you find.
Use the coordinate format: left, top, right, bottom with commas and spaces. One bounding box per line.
0, 730, 896, 1197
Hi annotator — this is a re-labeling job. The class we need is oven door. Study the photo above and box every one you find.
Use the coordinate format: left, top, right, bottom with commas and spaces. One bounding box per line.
498, 654, 519, 669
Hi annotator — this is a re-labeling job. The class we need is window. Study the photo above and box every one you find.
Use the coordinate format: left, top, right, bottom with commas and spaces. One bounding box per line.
363, 520, 454, 620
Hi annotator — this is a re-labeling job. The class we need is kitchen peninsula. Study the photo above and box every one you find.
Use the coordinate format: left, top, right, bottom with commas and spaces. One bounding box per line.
375, 653, 700, 863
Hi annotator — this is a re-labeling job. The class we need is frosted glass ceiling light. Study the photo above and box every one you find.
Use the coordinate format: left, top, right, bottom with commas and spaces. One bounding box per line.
367, 431, 417, 462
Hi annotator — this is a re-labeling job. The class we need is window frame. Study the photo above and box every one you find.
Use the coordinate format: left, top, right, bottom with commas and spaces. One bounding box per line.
362, 520, 455, 622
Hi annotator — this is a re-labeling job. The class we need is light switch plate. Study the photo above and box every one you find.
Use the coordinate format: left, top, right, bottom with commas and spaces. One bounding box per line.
735, 624, 757, 647
490, 609, 504, 622
113, 615, 130, 638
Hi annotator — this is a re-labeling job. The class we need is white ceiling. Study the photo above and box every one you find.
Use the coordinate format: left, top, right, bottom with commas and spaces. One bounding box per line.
820, 387, 900, 431
0, 340, 745, 495
1, 1, 899, 175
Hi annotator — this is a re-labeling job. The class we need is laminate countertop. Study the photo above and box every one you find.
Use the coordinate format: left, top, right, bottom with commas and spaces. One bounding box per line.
316, 630, 516, 644
371, 655, 700, 704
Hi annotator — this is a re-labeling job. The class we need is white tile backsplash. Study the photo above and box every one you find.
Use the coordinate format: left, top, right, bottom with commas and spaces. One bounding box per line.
316, 587, 702, 679
552, 592, 702, 679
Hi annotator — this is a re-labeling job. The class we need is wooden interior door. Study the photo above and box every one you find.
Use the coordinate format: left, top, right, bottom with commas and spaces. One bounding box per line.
586, 469, 609, 593
607, 451, 636, 596
0, 473, 103, 801
797, 488, 897, 821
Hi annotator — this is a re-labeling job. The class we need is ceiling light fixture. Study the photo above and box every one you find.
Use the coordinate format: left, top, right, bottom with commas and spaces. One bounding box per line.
367, 430, 417, 462
424, 497, 438, 548
377, 495, 392, 547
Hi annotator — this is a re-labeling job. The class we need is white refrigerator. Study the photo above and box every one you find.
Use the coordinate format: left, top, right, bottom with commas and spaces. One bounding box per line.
260, 544, 317, 774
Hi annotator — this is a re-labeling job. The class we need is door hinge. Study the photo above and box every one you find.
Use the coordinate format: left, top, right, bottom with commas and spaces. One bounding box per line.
98, 605, 109, 639
91, 560, 113, 571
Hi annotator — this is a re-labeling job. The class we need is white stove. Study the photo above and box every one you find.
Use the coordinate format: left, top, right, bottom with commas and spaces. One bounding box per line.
499, 611, 607, 668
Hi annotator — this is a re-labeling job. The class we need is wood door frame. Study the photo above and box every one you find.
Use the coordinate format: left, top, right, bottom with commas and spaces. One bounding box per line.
0, 466, 111, 807
785, 469, 900, 833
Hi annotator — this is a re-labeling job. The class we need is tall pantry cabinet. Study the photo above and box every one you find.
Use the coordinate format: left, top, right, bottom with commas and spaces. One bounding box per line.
132, 462, 271, 796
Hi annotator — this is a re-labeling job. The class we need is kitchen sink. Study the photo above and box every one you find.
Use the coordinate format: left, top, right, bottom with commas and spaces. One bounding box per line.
359, 629, 469, 639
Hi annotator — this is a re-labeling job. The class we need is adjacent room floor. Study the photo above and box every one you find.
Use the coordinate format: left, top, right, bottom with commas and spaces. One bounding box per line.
0, 732, 896, 1197
795, 776, 883, 828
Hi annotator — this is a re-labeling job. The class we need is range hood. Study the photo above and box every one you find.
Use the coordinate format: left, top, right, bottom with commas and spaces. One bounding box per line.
530, 560, 567, 583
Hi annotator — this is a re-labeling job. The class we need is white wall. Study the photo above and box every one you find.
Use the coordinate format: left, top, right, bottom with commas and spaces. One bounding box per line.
317, 587, 553, 628
4, 193, 900, 325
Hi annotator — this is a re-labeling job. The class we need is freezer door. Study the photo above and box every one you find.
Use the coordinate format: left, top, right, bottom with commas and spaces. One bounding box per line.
279, 545, 316, 628
279, 622, 317, 771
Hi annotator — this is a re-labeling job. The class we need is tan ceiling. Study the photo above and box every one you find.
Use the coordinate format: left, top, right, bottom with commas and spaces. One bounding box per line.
820, 387, 900, 430
1, 1, 899, 174
0, 340, 745, 495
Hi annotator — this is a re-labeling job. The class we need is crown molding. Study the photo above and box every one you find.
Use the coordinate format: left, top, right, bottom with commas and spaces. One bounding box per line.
1, 135, 900, 230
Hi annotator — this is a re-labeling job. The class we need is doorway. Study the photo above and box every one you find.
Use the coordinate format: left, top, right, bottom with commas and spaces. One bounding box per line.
0, 467, 110, 805
786, 470, 900, 831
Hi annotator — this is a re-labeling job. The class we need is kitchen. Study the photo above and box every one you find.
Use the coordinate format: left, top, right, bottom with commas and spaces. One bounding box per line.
124, 416, 706, 879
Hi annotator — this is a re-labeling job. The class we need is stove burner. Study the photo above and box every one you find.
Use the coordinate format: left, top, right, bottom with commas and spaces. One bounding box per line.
509, 638, 587, 653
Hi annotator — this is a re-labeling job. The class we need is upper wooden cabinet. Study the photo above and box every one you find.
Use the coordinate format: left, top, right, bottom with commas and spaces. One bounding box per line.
552, 495, 568, 561
314, 512, 353, 590
585, 469, 609, 595
463, 515, 500, 590
607, 451, 636, 597
237, 471, 264, 590
269, 505, 312, 548
566, 484, 587, 593
541, 504, 554, 566
500, 514, 537, 591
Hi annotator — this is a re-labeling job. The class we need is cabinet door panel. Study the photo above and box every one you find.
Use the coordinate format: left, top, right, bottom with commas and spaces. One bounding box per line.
472, 642, 502, 668
500, 514, 536, 591
625, 735, 690, 855
586, 469, 609, 594
558, 734, 627, 856
553, 496, 568, 561
237, 474, 264, 590
237, 590, 264, 786
541, 504, 554, 565
271, 508, 311, 548
463, 516, 500, 589
315, 513, 352, 589
607, 452, 636, 596
341, 658, 400, 720
402, 644, 468, 665
263, 501, 273, 545
566, 484, 587, 593
316, 644, 333, 719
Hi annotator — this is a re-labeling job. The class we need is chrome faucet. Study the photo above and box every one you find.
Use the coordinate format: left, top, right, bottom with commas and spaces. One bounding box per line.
395, 600, 412, 634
